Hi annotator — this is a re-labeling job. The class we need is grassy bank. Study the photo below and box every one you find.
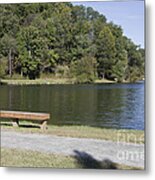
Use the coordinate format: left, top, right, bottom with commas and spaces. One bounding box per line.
1, 124, 144, 144
0, 78, 75, 85
1, 148, 142, 169
0, 78, 116, 85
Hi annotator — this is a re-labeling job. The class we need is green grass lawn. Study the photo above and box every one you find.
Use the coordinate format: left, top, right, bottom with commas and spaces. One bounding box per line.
1, 148, 76, 168
1, 148, 142, 169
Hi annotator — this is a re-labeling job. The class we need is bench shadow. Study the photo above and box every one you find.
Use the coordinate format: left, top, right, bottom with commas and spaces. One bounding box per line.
73, 150, 117, 169
0, 122, 40, 129
19, 124, 40, 129
0, 122, 12, 127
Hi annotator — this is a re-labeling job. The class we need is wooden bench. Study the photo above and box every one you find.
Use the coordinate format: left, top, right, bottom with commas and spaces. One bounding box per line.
0, 110, 50, 130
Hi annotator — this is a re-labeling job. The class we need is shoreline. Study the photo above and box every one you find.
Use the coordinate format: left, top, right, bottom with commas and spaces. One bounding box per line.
0, 78, 144, 85
0, 78, 116, 85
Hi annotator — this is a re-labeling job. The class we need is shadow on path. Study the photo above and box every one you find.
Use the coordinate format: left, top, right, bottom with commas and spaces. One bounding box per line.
74, 150, 117, 169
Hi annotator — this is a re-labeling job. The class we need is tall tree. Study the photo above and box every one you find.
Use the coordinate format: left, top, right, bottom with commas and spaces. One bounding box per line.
1, 34, 17, 77
109, 23, 128, 82
17, 26, 42, 79
96, 26, 116, 79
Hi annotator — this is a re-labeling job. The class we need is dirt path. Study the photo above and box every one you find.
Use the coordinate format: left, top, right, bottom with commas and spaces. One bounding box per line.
1, 130, 144, 168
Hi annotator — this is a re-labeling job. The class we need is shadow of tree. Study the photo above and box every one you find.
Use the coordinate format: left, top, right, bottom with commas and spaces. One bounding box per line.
74, 150, 117, 169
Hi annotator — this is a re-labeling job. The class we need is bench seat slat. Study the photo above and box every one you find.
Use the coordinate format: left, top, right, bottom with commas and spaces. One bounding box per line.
0, 111, 50, 120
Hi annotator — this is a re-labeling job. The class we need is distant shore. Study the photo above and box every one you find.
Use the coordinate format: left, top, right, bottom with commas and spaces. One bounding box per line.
0, 78, 116, 85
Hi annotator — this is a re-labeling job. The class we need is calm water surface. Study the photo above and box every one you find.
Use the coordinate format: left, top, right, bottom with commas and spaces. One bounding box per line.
0, 83, 144, 130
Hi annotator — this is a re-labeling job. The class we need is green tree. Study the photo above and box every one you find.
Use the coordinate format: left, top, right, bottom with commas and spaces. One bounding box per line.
0, 34, 17, 77
123, 37, 144, 82
112, 49, 128, 82
96, 26, 116, 79
0, 58, 7, 78
0, 5, 19, 38
17, 26, 41, 79
108, 23, 128, 82
70, 56, 97, 83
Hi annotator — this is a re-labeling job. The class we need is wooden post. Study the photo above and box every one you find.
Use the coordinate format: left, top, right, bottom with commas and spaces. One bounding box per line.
12, 118, 19, 127
41, 120, 47, 130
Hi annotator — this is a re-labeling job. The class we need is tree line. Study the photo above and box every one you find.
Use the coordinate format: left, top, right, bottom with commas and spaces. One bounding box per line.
0, 2, 145, 83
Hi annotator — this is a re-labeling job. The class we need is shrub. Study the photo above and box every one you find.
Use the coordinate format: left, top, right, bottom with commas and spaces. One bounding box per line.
70, 56, 97, 83
55, 65, 70, 78
0, 58, 7, 78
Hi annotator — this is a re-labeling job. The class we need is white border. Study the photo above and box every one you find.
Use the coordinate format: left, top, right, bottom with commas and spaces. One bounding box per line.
0, 0, 154, 179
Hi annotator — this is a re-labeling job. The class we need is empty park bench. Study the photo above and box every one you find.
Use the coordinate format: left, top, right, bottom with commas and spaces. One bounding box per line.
0, 110, 50, 130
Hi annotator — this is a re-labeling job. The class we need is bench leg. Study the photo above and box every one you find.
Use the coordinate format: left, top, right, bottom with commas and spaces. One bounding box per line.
41, 120, 47, 130
12, 118, 19, 127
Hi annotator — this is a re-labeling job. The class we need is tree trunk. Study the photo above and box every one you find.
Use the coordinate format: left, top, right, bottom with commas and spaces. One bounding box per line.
8, 48, 12, 77
21, 70, 23, 77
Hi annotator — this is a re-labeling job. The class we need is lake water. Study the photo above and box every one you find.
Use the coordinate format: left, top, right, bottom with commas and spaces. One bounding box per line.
0, 82, 144, 130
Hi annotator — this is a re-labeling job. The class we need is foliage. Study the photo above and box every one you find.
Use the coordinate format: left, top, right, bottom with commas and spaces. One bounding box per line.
55, 65, 70, 78
0, 3, 145, 82
96, 26, 116, 79
0, 58, 7, 78
70, 56, 97, 83
112, 49, 128, 82
123, 37, 144, 81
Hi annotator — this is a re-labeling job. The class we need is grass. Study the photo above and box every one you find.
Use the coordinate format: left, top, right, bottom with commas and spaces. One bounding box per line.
94, 79, 116, 83
0, 78, 75, 85
1, 148, 142, 169
0, 77, 116, 85
1, 123, 144, 144
1, 148, 76, 168
1, 124, 144, 169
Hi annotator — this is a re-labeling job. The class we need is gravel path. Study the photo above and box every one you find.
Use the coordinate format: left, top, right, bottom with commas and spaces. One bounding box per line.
1, 130, 144, 168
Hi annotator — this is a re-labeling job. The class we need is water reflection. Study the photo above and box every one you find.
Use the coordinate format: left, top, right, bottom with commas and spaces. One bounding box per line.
0, 83, 144, 130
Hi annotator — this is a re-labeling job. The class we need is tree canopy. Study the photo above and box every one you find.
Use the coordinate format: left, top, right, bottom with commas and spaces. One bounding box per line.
0, 3, 145, 82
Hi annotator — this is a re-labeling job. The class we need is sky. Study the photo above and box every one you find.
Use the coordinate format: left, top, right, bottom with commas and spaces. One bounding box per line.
72, 0, 145, 48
